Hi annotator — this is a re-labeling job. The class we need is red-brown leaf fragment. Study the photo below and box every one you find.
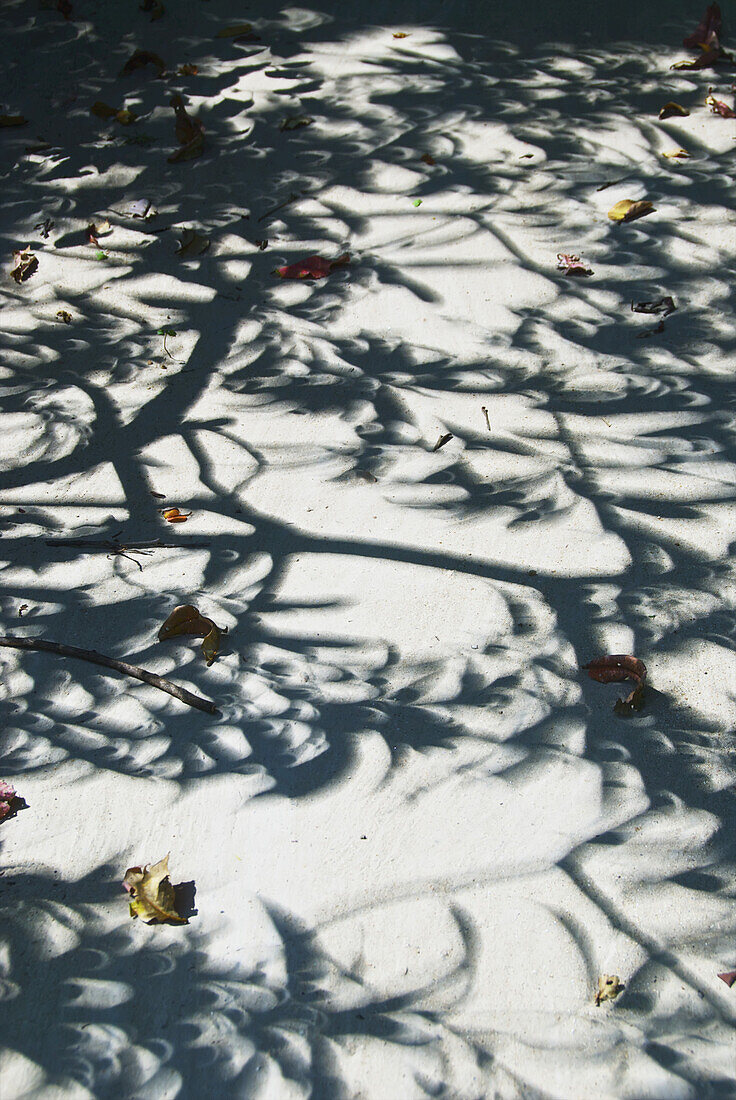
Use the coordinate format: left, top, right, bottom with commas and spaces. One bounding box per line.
683, 3, 721, 48
10, 248, 38, 283
717, 970, 736, 988
705, 89, 736, 117
631, 296, 676, 316
583, 655, 647, 715
276, 253, 350, 279
658, 101, 689, 119
557, 252, 593, 277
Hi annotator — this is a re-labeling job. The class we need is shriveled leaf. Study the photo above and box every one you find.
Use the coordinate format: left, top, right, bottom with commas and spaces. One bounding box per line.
178, 63, 199, 76
280, 115, 314, 131
662, 147, 689, 159
0, 780, 22, 823
631, 296, 676, 317
658, 101, 689, 119
557, 252, 593, 276
0, 115, 28, 127
56, 310, 72, 323
683, 3, 721, 49
175, 229, 210, 256
432, 433, 453, 451
119, 49, 166, 78
421, 153, 436, 165
158, 603, 222, 665
86, 219, 111, 246
276, 252, 350, 280
162, 507, 191, 522
11, 248, 38, 283
583, 654, 647, 715
393, 32, 410, 38
595, 975, 623, 1005
607, 199, 655, 223
717, 970, 736, 988
217, 22, 255, 37
705, 89, 736, 117
122, 854, 187, 924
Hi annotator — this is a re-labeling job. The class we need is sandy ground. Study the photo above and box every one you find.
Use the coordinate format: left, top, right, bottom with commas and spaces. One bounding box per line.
1, 0, 736, 1097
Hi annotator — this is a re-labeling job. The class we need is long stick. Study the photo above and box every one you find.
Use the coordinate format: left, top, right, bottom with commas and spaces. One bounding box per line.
0, 635, 219, 716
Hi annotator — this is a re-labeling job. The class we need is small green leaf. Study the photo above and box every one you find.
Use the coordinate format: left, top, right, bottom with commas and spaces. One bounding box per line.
413, 199, 422, 207
95, 250, 107, 260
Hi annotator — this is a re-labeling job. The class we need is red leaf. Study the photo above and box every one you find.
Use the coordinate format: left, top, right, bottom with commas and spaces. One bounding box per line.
717, 970, 736, 988
582, 655, 647, 715
276, 253, 350, 280
683, 3, 721, 48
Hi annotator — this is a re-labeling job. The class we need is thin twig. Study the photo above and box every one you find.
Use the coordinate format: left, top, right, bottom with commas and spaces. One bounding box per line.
481, 406, 491, 431
0, 635, 219, 716
46, 538, 211, 550
257, 190, 308, 222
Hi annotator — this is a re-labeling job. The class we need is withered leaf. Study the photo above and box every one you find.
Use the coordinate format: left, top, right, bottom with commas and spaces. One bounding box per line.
662, 148, 690, 159
123, 854, 187, 924
175, 229, 210, 256
557, 252, 593, 277
162, 507, 191, 522
279, 115, 314, 131
595, 975, 623, 1005
717, 970, 736, 988
421, 153, 436, 165
158, 603, 223, 665
56, 310, 72, 323
432, 433, 453, 451
705, 89, 736, 118
169, 95, 204, 161
0, 780, 23, 823
86, 219, 111, 247
683, 3, 721, 49
10, 248, 38, 283
91, 102, 137, 125
276, 253, 350, 279
178, 63, 199, 76
393, 32, 410, 38
119, 49, 167, 78
658, 102, 689, 120
607, 199, 655, 223
631, 296, 676, 317
0, 115, 28, 127
583, 654, 647, 715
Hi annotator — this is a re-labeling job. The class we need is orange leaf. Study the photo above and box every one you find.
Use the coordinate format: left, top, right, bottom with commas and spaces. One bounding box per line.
163, 507, 191, 522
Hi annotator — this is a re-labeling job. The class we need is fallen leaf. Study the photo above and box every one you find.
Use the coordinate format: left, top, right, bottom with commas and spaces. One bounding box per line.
86, 219, 111, 246
91, 102, 137, 124
94, 250, 107, 261
662, 148, 690, 158
421, 153, 436, 165
140, 0, 165, 19
56, 310, 72, 323
10, 248, 38, 283
123, 854, 187, 924
150, 490, 166, 498
717, 970, 736, 988
413, 198, 422, 207
158, 603, 223, 665
557, 252, 593, 277
432, 433, 453, 451
607, 199, 655, 223
168, 94, 204, 161
595, 975, 623, 1005
0, 780, 22, 823
683, 3, 721, 48
705, 89, 736, 117
280, 115, 314, 131
658, 101, 689, 119
393, 32, 410, 38
0, 114, 27, 127
119, 49, 166, 78
175, 229, 210, 256
177, 63, 199, 76
162, 507, 191, 522
18, 604, 28, 616
216, 22, 256, 38
631, 296, 676, 316
276, 253, 350, 279
636, 319, 666, 338
254, 239, 268, 250
583, 654, 647, 715
119, 199, 153, 219
34, 218, 54, 238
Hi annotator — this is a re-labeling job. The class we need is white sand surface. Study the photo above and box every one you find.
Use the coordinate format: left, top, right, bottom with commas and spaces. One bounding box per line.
1, 0, 736, 1096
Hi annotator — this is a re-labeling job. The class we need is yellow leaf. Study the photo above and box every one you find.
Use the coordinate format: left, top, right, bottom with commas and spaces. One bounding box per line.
217, 22, 253, 37
122, 854, 187, 924
158, 604, 222, 665
607, 199, 655, 223
115, 109, 137, 126
595, 975, 623, 1005
658, 101, 689, 119
662, 148, 689, 159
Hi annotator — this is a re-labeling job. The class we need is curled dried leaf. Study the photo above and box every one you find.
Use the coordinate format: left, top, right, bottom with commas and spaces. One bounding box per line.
432, 433, 453, 451
0, 115, 28, 127
662, 148, 689, 159
86, 219, 111, 246
607, 199, 655, 223
276, 253, 350, 279
658, 101, 689, 119
557, 252, 593, 276
119, 49, 167, 78
705, 89, 736, 117
158, 603, 223, 665
280, 115, 314, 131
631, 296, 676, 316
162, 507, 191, 522
123, 854, 187, 924
56, 310, 72, 323
11, 248, 38, 283
595, 975, 623, 1005
717, 970, 736, 988
175, 229, 210, 256
583, 654, 647, 715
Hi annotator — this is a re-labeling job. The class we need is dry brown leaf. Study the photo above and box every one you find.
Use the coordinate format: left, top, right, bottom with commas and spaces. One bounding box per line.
595, 975, 623, 1005
178, 63, 199, 76
0, 115, 28, 127
168, 95, 204, 162
279, 115, 314, 131
217, 22, 255, 37
122, 854, 187, 924
175, 229, 210, 256
583, 654, 647, 714
658, 101, 689, 119
607, 199, 655, 223
432, 433, 453, 451
717, 970, 736, 988
393, 32, 410, 38
119, 49, 167, 78
162, 507, 192, 522
662, 148, 690, 158
158, 603, 223, 665
10, 248, 38, 283
56, 310, 72, 323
